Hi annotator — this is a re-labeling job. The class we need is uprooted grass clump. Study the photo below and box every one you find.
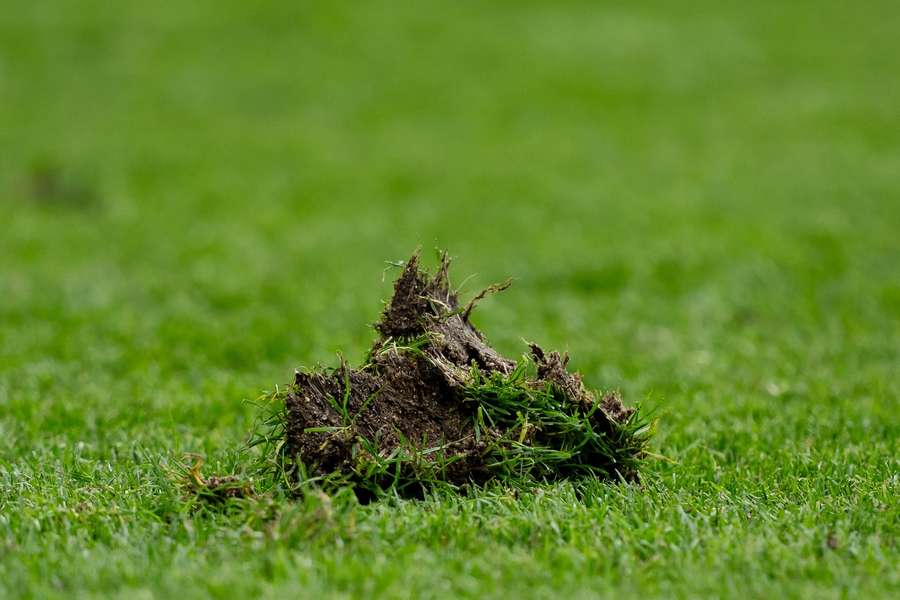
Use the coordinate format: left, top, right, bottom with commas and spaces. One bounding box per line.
253, 252, 653, 498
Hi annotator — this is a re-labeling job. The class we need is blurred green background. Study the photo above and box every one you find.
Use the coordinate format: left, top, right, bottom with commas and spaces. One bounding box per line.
1, 1, 898, 597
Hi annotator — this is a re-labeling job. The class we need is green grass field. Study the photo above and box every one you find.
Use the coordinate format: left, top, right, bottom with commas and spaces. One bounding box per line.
2, 1, 899, 597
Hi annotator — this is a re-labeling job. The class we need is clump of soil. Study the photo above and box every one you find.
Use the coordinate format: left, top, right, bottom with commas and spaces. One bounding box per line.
282, 251, 650, 497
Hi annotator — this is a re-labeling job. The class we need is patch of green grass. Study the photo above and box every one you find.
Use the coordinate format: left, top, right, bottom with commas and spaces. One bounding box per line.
2, 0, 899, 597
463, 359, 652, 482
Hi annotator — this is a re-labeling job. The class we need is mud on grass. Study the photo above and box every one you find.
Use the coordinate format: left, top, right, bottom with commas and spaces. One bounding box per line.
257, 252, 653, 498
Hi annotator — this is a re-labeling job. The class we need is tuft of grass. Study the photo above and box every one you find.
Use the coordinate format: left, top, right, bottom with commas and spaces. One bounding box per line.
465, 358, 654, 483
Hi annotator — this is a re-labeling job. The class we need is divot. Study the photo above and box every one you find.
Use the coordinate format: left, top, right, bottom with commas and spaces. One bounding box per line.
278, 251, 652, 497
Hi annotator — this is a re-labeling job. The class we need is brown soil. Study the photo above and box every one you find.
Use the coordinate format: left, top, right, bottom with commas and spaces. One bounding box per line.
284, 251, 634, 493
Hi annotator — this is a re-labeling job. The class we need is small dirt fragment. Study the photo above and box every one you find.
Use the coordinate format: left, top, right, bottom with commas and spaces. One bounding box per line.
26, 159, 98, 209
181, 458, 253, 503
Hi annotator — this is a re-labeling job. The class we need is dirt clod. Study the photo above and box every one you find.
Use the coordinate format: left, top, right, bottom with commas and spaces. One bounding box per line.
282, 251, 650, 496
